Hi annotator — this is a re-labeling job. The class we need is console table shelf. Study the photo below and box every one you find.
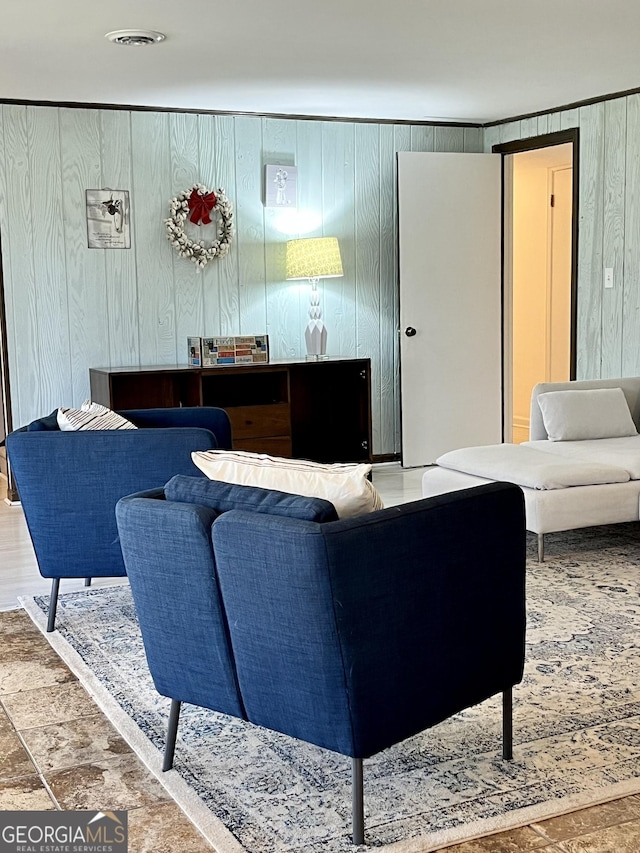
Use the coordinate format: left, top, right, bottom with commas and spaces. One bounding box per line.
89, 358, 372, 464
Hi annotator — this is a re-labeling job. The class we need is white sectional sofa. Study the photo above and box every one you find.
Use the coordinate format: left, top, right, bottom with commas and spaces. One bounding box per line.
422, 377, 640, 560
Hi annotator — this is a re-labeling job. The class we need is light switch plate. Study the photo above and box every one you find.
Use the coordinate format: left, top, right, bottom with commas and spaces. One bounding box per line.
604, 268, 614, 289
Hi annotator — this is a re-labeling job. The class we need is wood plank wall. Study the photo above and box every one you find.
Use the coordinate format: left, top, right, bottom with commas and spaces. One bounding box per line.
485, 96, 638, 382
0, 105, 482, 454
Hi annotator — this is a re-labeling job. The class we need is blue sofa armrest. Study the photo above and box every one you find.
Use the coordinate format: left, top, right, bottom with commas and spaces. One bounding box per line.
6, 427, 217, 580
211, 482, 527, 758
115, 493, 245, 719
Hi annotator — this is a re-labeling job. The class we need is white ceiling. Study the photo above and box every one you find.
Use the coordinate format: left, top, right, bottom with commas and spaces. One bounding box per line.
2, 0, 640, 124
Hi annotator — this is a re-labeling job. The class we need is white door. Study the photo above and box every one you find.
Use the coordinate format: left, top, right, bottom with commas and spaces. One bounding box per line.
398, 152, 502, 467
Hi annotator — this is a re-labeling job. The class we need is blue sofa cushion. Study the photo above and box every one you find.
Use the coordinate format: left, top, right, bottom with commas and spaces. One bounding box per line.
164, 474, 338, 522
27, 410, 59, 431
122, 407, 232, 449
23, 407, 231, 448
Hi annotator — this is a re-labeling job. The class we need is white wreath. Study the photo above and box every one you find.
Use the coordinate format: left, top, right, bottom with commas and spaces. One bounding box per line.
165, 183, 234, 269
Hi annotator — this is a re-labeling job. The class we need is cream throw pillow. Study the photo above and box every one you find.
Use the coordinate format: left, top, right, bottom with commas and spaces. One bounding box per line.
537, 388, 638, 441
57, 401, 137, 431
191, 450, 384, 519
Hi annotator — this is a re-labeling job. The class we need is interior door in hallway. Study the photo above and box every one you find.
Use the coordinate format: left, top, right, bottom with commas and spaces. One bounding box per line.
548, 165, 573, 382
507, 143, 573, 443
397, 152, 502, 467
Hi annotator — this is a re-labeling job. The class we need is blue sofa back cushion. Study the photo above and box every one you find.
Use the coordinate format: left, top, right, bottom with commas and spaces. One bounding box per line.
24, 406, 231, 449
27, 410, 59, 431
164, 474, 338, 522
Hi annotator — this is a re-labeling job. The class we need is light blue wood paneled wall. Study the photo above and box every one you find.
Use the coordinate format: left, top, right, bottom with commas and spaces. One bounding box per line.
485, 98, 637, 382
0, 105, 482, 453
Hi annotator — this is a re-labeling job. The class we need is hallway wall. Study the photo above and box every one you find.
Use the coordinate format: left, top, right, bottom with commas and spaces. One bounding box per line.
485, 96, 635, 381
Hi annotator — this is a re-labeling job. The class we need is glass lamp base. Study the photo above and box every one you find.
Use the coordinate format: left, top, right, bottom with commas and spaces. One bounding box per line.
305, 353, 330, 361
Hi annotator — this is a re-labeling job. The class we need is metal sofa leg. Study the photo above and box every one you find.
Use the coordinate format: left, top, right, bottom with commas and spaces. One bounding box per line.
502, 687, 513, 761
352, 757, 364, 845
84, 578, 92, 587
537, 533, 545, 563
47, 578, 60, 633
162, 699, 182, 771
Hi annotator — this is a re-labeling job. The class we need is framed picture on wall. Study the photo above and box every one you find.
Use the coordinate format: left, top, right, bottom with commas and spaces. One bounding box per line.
264, 164, 297, 208
86, 189, 131, 249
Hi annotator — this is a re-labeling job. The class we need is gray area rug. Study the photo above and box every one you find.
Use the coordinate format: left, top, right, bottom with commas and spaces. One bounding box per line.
21, 524, 640, 852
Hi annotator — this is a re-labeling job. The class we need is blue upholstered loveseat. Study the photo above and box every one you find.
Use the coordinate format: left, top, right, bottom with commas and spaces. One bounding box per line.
7, 407, 232, 630
116, 476, 527, 844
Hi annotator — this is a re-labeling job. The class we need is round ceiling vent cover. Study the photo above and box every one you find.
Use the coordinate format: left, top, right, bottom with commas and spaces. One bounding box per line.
105, 30, 166, 46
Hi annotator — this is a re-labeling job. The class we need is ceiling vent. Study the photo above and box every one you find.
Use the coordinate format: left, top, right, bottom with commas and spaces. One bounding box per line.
105, 30, 166, 46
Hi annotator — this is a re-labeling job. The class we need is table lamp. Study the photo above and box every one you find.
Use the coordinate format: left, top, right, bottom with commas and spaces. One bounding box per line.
285, 236, 343, 360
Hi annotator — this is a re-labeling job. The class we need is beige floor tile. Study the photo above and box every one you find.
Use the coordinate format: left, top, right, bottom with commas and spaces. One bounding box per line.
128, 802, 214, 852
443, 825, 554, 852
0, 655, 76, 696
46, 753, 172, 811
3, 681, 96, 729
0, 613, 75, 694
532, 797, 640, 843
0, 775, 56, 810
0, 707, 36, 781
20, 713, 132, 773
0, 610, 40, 638
556, 818, 640, 852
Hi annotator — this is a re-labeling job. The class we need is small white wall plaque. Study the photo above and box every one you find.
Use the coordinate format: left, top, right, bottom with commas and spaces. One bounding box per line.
264, 164, 297, 208
86, 188, 131, 249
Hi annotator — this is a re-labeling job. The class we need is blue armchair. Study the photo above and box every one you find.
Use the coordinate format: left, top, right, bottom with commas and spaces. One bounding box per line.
116, 479, 526, 845
7, 407, 232, 631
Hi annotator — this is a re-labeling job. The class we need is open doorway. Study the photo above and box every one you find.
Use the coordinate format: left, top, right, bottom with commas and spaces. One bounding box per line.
509, 143, 573, 441
499, 131, 578, 444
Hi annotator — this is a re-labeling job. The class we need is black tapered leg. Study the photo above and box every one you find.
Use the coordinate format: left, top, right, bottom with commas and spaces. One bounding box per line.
163, 699, 182, 771
46, 578, 60, 633
502, 687, 513, 761
352, 757, 364, 845
84, 578, 92, 587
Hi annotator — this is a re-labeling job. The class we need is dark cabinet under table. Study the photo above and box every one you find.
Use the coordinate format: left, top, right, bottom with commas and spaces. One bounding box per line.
89, 358, 372, 464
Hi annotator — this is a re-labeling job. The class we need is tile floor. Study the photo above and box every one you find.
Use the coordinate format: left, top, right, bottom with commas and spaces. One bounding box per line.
1, 464, 640, 852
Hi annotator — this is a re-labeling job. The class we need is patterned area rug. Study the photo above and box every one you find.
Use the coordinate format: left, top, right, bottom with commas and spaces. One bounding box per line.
21, 524, 640, 853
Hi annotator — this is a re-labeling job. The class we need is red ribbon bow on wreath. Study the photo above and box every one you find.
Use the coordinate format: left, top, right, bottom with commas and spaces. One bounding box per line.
188, 188, 217, 225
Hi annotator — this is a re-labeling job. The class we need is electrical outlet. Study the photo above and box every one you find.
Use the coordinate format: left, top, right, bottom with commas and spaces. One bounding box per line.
604, 268, 614, 289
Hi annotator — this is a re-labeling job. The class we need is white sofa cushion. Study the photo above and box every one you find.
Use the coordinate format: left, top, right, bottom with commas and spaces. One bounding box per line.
422, 465, 640, 534
436, 444, 629, 490
536, 387, 638, 441
525, 435, 640, 480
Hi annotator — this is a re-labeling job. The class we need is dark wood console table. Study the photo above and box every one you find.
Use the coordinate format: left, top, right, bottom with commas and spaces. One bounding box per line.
89, 358, 372, 464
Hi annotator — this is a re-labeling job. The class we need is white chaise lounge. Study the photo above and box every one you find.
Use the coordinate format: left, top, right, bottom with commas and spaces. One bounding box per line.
422, 377, 640, 561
